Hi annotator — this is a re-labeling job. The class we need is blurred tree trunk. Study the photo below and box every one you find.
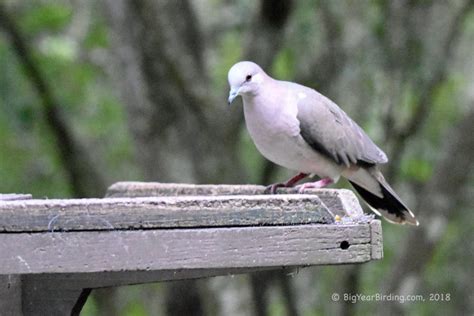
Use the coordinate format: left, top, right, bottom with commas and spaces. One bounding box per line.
102, 0, 295, 315
337, 2, 474, 315
379, 0, 474, 180
0, 3, 106, 198
1, 3, 111, 313
244, 0, 294, 70
250, 272, 271, 316
165, 280, 204, 316
103, 0, 247, 184
378, 106, 474, 315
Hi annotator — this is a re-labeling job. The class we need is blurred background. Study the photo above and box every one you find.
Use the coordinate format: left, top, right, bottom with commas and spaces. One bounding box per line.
0, 0, 473, 315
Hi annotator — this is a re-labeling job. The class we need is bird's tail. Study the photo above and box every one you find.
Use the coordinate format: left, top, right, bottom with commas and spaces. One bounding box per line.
348, 169, 419, 226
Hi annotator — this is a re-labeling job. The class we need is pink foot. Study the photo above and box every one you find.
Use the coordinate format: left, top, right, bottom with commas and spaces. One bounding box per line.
264, 173, 309, 194
297, 178, 334, 193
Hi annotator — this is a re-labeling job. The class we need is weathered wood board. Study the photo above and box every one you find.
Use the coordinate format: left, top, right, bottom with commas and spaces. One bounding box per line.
0, 182, 383, 316
0, 195, 335, 232
107, 182, 364, 217
0, 222, 381, 275
0, 193, 32, 201
0, 183, 381, 276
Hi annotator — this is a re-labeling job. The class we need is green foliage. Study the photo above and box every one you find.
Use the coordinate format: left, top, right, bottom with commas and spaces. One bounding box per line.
122, 302, 148, 316
0, 1, 136, 197
401, 158, 433, 182
0, 39, 70, 196
268, 296, 286, 316
84, 20, 108, 49
20, 3, 72, 35
426, 76, 462, 142
272, 48, 296, 79
80, 296, 98, 315
238, 129, 265, 184
212, 31, 244, 93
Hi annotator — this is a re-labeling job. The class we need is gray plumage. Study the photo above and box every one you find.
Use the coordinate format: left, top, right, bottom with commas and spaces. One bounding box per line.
296, 88, 388, 167
227, 61, 418, 225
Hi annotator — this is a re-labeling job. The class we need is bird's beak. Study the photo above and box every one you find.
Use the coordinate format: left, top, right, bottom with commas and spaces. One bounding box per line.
228, 88, 239, 105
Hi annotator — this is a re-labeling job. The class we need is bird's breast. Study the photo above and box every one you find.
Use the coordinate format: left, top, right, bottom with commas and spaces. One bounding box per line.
243, 97, 299, 153
242, 97, 341, 178
244, 93, 340, 179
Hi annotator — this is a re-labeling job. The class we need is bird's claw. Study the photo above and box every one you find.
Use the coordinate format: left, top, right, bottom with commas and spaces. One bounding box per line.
264, 173, 312, 194
295, 178, 334, 193
295, 182, 319, 193
294, 184, 307, 193
264, 183, 286, 194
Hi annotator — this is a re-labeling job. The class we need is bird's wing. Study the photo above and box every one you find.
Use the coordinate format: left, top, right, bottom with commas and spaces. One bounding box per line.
296, 90, 388, 167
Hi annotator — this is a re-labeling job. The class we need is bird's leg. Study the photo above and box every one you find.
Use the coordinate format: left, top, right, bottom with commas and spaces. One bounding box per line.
264, 173, 309, 194
296, 177, 334, 193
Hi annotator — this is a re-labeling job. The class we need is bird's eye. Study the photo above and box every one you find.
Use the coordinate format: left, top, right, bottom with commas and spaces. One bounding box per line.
245, 74, 252, 82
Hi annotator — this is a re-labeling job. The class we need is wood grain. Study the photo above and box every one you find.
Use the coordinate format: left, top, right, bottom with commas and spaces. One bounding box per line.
0, 183, 382, 315
0, 193, 32, 201
0, 223, 379, 275
0, 195, 335, 232
106, 182, 364, 217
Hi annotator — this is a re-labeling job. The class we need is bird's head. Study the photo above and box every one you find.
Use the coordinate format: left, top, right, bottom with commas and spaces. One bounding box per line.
227, 61, 266, 105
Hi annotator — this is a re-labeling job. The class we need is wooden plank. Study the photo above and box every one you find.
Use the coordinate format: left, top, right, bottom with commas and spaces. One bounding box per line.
106, 182, 267, 197
20, 267, 286, 289
0, 223, 378, 275
370, 220, 383, 260
0, 193, 30, 315
0, 275, 22, 315
0, 185, 381, 316
21, 277, 85, 316
0, 193, 32, 201
107, 182, 364, 217
0, 195, 334, 232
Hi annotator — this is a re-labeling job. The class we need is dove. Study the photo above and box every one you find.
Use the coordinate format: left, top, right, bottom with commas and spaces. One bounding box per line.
228, 61, 418, 225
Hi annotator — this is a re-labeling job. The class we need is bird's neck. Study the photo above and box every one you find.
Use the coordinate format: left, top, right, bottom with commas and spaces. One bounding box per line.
242, 80, 282, 112
242, 81, 290, 132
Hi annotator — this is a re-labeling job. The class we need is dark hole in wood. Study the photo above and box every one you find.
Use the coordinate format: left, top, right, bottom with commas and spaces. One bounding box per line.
340, 241, 350, 250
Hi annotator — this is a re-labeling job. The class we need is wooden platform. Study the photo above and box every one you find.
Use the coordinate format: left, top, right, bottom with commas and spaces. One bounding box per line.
0, 182, 383, 315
